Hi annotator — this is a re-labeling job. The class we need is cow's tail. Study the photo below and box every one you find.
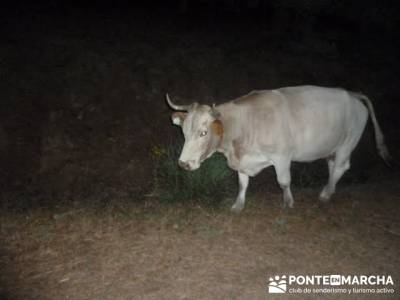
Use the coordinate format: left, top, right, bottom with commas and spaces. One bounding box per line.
353, 92, 392, 166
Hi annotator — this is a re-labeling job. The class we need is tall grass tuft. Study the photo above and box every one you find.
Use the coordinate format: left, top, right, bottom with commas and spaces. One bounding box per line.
151, 141, 235, 205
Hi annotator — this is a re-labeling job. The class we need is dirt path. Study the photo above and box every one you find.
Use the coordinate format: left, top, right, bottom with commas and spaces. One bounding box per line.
1, 181, 399, 299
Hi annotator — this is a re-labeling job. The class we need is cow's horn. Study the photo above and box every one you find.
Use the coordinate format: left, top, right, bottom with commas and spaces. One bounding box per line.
211, 103, 221, 118
166, 93, 190, 111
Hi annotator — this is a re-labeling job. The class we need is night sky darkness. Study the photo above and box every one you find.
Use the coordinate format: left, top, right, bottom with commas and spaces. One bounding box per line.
0, 1, 399, 201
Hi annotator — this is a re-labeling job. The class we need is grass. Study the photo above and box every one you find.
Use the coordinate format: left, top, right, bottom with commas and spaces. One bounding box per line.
151, 141, 235, 205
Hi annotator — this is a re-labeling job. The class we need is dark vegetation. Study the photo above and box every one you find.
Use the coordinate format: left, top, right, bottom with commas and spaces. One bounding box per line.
0, 1, 399, 206
152, 142, 235, 204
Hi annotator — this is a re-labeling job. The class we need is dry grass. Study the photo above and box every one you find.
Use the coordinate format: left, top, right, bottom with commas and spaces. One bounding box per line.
1, 181, 399, 300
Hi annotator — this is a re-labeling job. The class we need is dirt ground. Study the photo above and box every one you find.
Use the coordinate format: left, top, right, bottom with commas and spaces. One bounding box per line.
1, 179, 399, 300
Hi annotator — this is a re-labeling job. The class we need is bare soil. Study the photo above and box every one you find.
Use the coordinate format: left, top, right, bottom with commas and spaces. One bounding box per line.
1, 180, 399, 300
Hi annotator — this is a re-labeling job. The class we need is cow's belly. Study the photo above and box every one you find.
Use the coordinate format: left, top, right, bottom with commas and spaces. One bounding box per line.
230, 153, 273, 176
291, 125, 345, 161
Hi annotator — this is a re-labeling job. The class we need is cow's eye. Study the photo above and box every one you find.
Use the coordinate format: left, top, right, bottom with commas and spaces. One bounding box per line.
200, 130, 208, 137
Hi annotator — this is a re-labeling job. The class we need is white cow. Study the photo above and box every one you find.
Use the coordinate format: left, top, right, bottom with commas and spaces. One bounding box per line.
166, 85, 391, 212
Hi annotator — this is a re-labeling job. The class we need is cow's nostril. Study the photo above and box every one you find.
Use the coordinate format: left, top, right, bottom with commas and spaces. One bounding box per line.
178, 160, 189, 170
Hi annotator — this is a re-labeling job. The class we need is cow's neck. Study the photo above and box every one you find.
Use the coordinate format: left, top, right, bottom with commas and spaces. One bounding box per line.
215, 103, 241, 155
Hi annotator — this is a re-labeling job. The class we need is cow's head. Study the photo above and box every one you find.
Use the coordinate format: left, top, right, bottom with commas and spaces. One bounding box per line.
166, 94, 223, 171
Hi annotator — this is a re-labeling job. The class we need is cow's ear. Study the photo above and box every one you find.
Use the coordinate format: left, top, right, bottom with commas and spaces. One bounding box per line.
171, 112, 187, 126
211, 119, 224, 137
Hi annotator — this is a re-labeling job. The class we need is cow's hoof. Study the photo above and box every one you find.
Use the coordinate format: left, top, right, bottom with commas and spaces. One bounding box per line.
231, 203, 244, 213
283, 201, 294, 209
319, 196, 331, 203
282, 196, 294, 209
319, 190, 332, 202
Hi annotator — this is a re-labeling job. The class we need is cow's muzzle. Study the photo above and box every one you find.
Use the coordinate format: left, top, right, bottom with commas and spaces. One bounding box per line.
178, 160, 198, 171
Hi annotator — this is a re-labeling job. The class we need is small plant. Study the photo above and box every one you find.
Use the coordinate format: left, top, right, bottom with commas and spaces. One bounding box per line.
273, 216, 288, 232
151, 141, 235, 205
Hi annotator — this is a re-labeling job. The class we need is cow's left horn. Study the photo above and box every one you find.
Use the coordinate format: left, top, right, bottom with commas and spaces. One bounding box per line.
211, 103, 221, 118
166, 94, 190, 111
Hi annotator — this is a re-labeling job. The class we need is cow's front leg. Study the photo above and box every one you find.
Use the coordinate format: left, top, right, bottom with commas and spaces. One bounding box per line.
231, 172, 249, 213
274, 158, 294, 208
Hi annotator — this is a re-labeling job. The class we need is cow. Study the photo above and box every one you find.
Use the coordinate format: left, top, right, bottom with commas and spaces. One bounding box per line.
166, 85, 391, 212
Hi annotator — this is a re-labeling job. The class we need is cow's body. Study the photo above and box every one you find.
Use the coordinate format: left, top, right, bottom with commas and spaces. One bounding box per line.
167, 85, 390, 212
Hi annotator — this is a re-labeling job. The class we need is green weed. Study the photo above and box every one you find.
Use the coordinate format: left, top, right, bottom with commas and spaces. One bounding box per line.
151, 141, 235, 205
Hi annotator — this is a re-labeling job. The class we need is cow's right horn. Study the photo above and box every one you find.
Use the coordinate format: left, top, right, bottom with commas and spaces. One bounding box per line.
166, 94, 190, 111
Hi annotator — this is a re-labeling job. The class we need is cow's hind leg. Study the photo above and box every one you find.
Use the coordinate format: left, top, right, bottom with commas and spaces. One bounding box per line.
274, 158, 294, 208
231, 172, 249, 213
320, 110, 366, 202
319, 155, 350, 202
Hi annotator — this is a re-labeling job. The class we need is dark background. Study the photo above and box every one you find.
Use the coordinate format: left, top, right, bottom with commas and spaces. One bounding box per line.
1, 0, 399, 206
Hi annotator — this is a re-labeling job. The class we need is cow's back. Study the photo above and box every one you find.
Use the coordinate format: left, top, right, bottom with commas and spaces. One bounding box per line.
277, 86, 368, 161
229, 90, 292, 153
